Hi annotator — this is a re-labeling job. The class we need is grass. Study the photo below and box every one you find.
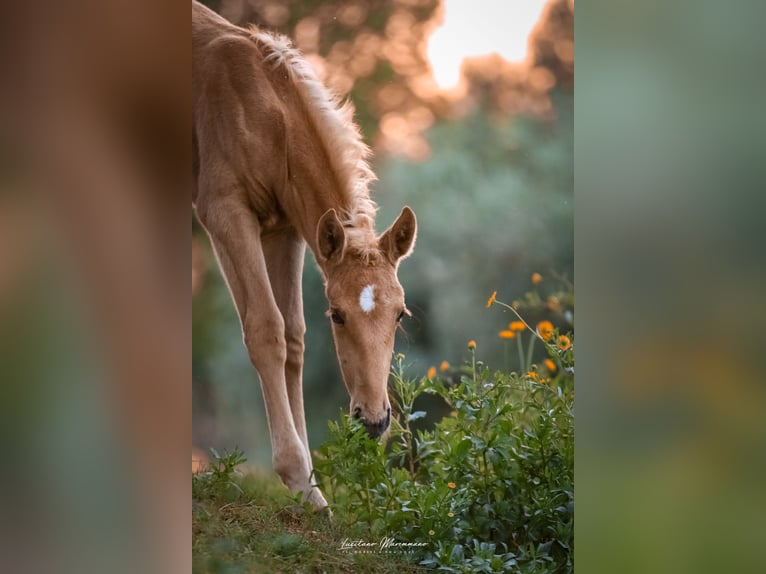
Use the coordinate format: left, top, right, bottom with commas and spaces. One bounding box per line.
193, 458, 426, 574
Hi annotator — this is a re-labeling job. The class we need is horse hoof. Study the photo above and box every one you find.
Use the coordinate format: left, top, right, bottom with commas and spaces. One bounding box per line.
306, 486, 329, 511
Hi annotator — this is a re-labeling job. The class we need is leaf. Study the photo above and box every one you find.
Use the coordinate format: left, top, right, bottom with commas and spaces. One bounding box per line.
408, 411, 427, 422
469, 436, 486, 449
537, 540, 553, 555
455, 438, 472, 458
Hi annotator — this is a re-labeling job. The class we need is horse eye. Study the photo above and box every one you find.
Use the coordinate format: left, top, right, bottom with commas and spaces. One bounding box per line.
330, 310, 345, 325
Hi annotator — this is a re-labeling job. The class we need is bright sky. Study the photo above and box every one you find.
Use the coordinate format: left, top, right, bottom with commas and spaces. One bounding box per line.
427, 0, 550, 90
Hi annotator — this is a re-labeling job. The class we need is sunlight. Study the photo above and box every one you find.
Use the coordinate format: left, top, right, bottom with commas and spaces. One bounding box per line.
427, 0, 550, 90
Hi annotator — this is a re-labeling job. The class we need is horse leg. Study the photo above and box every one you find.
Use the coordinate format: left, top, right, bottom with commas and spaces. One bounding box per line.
195, 194, 327, 509
262, 229, 310, 461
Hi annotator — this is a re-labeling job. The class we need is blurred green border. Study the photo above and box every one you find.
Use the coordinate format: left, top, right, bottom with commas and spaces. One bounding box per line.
576, 1, 766, 572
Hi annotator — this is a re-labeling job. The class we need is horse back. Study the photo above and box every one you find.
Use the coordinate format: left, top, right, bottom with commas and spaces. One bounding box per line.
192, 1, 288, 219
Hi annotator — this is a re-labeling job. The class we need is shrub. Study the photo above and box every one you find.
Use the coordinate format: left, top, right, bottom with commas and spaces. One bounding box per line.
314, 319, 574, 573
192, 447, 247, 501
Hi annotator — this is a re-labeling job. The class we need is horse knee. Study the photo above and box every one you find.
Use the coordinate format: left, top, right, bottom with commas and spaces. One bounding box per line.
284, 321, 305, 365
243, 316, 286, 367
285, 314, 306, 360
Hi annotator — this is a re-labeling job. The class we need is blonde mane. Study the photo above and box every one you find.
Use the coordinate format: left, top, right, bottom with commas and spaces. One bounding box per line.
249, 29, 378, 244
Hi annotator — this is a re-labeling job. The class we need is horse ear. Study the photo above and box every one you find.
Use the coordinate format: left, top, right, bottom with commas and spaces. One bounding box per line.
317, 208, 346, 264
379, 206, 417, 264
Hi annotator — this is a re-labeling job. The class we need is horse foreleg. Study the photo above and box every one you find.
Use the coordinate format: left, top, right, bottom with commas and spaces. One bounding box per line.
196, 195, 327, 509
262, 230, 311, 462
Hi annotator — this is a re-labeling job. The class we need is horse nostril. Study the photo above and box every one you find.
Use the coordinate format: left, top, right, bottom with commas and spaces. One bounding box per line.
363, 413, 391, 439
352, 406, 362, 419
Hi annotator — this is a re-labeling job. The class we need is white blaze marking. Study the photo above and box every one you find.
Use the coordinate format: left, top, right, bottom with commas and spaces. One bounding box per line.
359, 285, 375, 313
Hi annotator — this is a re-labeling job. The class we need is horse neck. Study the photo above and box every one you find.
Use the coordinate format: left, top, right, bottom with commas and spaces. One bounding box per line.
279, 111, 375, 261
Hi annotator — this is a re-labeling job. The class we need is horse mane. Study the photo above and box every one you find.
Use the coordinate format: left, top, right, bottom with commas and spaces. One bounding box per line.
249, 28, 380, 258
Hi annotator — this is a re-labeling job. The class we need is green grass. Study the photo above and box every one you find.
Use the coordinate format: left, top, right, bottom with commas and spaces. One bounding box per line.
193, 461, 425, 574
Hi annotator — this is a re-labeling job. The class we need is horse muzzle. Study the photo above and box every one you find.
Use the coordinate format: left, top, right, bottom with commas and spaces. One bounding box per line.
352, 405, 391, 438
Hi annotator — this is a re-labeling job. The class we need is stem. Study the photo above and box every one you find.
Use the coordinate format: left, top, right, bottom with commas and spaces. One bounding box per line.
495, 300, 555, 351
365, 476, 372, 517
482, 449, 491, 506
516, 333, 524, 372
407, 424, 415, 478
525, 335, 536, 373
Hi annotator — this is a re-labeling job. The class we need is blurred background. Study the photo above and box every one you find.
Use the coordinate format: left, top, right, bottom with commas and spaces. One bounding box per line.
192, 0, 574, 465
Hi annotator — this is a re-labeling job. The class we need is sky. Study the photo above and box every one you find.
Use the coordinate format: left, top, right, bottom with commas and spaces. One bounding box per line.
427, 0, 550, 89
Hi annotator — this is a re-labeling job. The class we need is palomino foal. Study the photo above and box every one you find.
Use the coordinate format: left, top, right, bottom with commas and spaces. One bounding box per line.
192, 2, 417, 508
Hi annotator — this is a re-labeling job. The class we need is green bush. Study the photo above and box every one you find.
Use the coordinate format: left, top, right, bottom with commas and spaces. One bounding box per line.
192, 447, 247, 501
314, 314, 574, 573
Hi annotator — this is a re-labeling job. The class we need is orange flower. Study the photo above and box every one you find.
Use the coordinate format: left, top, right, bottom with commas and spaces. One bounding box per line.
467, 340, 476, 349
557, 335, 571, 350
526, 371, 539, 380
447, 482, 456, 489
509, 321, 525, 332
544, 358, 556, 372
486, 290, 497, 308
531, 272, 542, 284
439, 360, 450, 372
499, 330, 515, 339
536, 321, 554, 341
427, 366, 436, 379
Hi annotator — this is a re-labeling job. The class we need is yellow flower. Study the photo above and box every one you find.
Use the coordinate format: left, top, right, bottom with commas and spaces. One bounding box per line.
532, 272, 542, 284
544, 358, 556, 372
536, 321, 554, 341
486, 290, 497, 308
526, 371, 539, 380
509, 321, 525, 332
427, 366, 437, 379
448, 512, 454, 517
499, 330, 515, 339
557, 335, 571, 350
467, 340, 476, 349
448, 482, 456, 489
439, 360, 450, 372
428, 530, 435, 536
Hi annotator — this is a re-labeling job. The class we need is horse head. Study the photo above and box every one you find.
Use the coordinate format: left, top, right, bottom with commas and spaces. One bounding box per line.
316, 206, 417, 438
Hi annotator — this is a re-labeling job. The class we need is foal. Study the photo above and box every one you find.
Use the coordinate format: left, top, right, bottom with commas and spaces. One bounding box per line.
192, 2, 417, 508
